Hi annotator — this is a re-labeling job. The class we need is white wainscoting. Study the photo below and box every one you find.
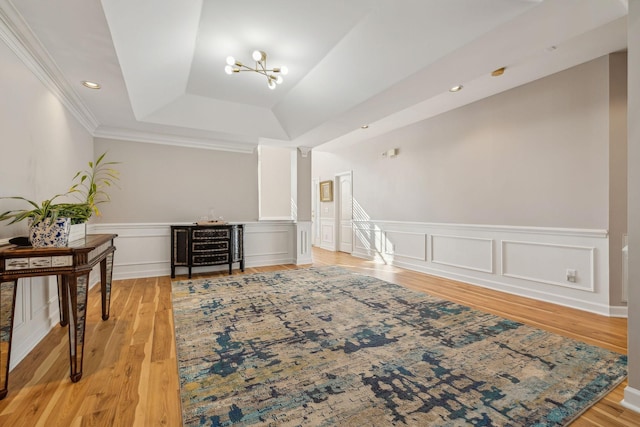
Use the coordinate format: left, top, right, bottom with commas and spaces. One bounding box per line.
353, 220, 620, 317
501, 240, 594, 292
90, 221, 301, 280
319, 217, 336, 251
295, 221, 313, 265
431, 234, 493, 273
384, 230, 426, 261
8, 276, 60, 370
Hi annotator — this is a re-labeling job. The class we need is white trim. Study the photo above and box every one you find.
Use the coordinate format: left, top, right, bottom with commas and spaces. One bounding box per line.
352, 219, 614, 316
501, 240, 596, 292
94, 126, 256, 154
295, 221, 313, 265
259, 216, 295, 221
622, 386, 640, 414
383, 230, 427, 261
370, 255, 613, 316
354, 219, 608, 239
622, 234, 629, 303
608, 305, 628, 318
430, 234, 494, 273
92, 221, 298, 280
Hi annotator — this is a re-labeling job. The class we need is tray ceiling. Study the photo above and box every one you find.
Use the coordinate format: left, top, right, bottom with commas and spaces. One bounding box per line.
3, 0, 629, 151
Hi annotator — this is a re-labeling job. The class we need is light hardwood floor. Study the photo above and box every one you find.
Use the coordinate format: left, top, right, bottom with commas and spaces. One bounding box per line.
0, 248, 638, 426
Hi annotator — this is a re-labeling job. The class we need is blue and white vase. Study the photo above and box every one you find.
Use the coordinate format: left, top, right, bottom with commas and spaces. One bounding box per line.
28, 217, 71, 247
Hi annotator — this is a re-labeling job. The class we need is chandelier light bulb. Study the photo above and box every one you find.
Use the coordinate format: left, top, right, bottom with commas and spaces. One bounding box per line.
279, 66, 289, 75
268, 79, 276, 90
252, 50, 266, 62
276, 75, 284, 84
224, 65, 234, 75
226, 56, 236, 66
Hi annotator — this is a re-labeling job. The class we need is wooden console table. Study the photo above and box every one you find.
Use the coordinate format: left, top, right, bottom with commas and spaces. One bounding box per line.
0, 234, 117, 399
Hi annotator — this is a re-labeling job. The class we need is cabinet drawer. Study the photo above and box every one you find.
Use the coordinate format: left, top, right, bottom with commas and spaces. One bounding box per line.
192, 241, 229, 252
193, 229, 229, 240
193, 253, 229, 265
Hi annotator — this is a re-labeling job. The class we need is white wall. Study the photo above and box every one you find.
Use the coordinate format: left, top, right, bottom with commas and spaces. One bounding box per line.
313, 55, 626, 316
0, 38, 94, 368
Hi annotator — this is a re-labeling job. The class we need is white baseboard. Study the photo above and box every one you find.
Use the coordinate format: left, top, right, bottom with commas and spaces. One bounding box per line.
622, 386, 640, 414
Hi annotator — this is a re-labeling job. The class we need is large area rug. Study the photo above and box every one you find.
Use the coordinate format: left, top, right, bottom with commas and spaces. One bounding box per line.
171, 266, 627, 426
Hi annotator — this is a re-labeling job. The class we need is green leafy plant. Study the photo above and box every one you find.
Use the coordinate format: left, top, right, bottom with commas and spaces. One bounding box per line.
0, 194, 71, 225
68, 151, 120, 222
0, 152, 120, 226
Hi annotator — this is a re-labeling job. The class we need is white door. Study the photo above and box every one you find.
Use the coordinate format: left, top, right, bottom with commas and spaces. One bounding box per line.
337, 172, 353, 253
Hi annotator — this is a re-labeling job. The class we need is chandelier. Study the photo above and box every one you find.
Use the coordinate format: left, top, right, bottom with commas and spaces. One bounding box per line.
224, 50, 288, 90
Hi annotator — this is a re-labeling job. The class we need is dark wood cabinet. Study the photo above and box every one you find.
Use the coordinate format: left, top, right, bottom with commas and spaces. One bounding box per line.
170, 224, 244, 278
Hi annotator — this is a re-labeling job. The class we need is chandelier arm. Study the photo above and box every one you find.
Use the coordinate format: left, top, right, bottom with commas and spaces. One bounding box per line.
225, 51, 285, 88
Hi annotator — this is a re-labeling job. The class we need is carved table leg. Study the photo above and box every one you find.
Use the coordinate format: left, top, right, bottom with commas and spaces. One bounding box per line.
100, 252, 114, 321
0, 280, 17, 400
66, 272, 90, 383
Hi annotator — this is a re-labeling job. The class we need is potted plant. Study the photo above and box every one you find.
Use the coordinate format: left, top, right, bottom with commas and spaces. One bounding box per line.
0, 194, 76, 247
0, 152, 119, 247
64, 152, 120, 240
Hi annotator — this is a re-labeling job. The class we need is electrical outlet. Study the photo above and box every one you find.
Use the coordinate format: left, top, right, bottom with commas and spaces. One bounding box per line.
566, 269, 577, 283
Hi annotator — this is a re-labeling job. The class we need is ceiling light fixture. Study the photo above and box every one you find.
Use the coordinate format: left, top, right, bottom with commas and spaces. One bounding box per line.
491, 67, 506, 77
449, 85, 463, 92
81, 81, 101, 89
225, 50, 288, 90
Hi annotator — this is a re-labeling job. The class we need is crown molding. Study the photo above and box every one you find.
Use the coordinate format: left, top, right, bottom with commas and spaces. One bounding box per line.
93, 126, 257, 154
297, 146, 312, 157
0, 0, 99, 133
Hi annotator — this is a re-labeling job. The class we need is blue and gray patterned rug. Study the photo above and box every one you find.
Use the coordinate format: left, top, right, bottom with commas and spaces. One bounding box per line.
171, 266, 627, 426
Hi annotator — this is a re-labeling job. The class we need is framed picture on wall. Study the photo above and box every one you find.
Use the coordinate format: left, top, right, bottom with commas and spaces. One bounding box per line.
320, 180, 333, 202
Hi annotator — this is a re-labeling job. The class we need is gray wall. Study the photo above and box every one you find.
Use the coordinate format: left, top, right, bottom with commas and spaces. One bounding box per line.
314, 56, 615, 229
94, 138, 259, 223
297, 150, 312, 222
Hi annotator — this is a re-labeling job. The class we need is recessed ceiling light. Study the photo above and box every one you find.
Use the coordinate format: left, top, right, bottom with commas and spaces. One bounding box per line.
81, 81, 101, 89
361, 125, 369, 129
449, 85, 463, 93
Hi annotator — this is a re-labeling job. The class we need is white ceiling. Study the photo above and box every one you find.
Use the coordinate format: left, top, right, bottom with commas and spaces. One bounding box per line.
3, 0, 629, 153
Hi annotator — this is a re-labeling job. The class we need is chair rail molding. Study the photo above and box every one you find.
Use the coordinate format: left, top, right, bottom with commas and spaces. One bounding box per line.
90, 221, 302, 279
